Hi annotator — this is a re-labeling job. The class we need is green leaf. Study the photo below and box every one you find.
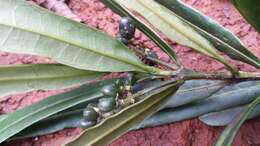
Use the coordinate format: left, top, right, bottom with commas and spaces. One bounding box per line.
162, 80, 227, 109
135, 81, 260, 129
199, 104, 260, 126
7, 80, 225, 140
0, 115, 7, 122
65, 80, 180, 146
100, 0, 180, 65
113, 0, 238, 73
156, 0, 260, 68
231, 0, 260, 32
215, 96, 260, 146
0, 64, 103, 101
10, 110, 83, 140
0, 0, 157, 73
0, 79, 117, 143
8, 81, 257, 141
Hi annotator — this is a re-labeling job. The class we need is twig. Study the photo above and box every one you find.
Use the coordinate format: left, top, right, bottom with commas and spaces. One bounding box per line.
182, 69, 260, 81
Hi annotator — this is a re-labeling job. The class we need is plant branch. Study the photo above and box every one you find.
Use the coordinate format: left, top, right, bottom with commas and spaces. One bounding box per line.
181, 69, 260, 81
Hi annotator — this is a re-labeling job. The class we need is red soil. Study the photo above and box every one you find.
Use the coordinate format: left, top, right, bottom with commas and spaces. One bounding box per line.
1, 0, 260, 146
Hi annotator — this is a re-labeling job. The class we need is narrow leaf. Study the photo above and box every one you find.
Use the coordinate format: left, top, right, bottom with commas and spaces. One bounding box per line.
8, 80, 227, 140
161, 80, 227, 109
65, 81, 180, 146
0, 0, 157, 73
135, 81, 260, 129
156, 0, 260, 68
114, 0, 238, 72
199, 104, 260, 126
100, 0, 180, 65
0, 79, 117, 143
11, 110, 83, 140
0, 64, 103, 100
215, 96, 260, 146
8, 81, 258, 140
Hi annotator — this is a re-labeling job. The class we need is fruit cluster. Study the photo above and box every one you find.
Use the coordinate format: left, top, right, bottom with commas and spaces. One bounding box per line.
80, 73, 136, 128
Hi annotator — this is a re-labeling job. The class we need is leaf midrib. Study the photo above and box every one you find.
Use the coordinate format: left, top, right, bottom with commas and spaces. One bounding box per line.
0, 22, 150, 72
178, 81, 227, 93
0, 72, 98, 81
136, 0, 218, 58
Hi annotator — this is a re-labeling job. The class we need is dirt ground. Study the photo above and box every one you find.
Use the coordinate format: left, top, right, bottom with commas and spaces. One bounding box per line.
1, 0, 260, 146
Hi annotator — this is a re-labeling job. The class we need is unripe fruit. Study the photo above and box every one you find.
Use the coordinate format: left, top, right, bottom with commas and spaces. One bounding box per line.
101, 84, 118, 97
98, 97, 116, 112
83, 107, 98, 121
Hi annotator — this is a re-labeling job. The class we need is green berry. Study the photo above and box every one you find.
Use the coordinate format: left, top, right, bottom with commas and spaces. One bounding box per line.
101, 84, 118, 97
98, 97, 116, 112
83, 107, 98, 121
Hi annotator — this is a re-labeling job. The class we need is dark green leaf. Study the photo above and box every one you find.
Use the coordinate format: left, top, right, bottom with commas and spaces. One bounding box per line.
0, 0, 158, 73
161, 80, 227, 109
101, 0, 180, 65
231, 0, 260, 32
156, 0, 260, 68
0, 64, 103, 101
135, 81, 260, 129
10, 110, 83, 140
9, 81, 259, 141
215, 96, 260, 146
0, 79, 117, 143
199, 104, 260, 126
65, 80, 180, 146
10, 80, 226, 140
113, 0, 238, 73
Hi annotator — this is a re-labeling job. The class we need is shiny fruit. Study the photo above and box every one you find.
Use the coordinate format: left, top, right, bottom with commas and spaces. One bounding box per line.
98, 97, 116, 112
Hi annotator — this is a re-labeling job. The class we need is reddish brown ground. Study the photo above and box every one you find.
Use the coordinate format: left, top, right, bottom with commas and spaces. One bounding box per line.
1, 0, 260, 146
